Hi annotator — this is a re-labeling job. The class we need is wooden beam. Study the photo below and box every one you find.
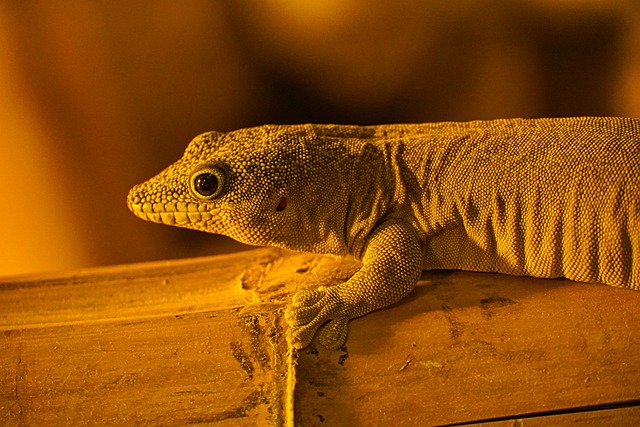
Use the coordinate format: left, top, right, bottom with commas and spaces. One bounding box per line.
1, 249, 639, 425
0, 250, 294, 426
294, 270, 640, 426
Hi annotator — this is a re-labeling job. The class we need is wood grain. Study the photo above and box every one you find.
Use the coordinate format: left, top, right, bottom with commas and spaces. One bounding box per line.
1, 249, 639, 425
294, 270, 640, 426
0, 249, 298, 426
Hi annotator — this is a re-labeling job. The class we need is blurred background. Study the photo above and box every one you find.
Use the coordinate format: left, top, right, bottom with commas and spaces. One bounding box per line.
1, 0, 639, 277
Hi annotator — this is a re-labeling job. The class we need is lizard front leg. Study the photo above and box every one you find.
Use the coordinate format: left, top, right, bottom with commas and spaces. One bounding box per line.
286, 220, 423, 349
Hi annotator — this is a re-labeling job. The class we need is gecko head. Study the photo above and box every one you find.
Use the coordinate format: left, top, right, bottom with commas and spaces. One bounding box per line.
128, 125, 356, 253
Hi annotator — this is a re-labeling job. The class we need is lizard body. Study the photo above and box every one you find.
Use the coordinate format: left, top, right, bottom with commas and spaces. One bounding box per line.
128, 117, 640, 349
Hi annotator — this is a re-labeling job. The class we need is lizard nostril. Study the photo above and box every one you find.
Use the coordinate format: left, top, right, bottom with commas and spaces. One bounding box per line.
276, 196, 287, 212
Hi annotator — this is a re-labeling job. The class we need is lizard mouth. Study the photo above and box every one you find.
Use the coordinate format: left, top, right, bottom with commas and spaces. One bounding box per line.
128, 198, 220, 226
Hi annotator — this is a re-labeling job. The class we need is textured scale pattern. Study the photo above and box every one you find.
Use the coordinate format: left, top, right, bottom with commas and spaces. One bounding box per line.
128, 117, 640, 349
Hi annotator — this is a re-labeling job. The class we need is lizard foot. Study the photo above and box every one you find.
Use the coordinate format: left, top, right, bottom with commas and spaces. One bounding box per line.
285, 220, 422, 349
285, 285, 351, 350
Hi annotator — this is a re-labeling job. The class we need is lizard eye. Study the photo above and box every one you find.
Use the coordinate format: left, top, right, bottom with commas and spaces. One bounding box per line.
194, 173, 217, 196
190, 164, 227, 199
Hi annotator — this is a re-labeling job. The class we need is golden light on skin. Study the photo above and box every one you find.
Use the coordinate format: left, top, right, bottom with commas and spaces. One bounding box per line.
129, 118, 640, 349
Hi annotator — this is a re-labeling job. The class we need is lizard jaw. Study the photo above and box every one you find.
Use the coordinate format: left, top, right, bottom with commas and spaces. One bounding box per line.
128, 200, 220, 227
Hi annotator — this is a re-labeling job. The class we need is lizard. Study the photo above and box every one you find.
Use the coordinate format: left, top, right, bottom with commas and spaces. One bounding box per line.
127, 117, 640, 350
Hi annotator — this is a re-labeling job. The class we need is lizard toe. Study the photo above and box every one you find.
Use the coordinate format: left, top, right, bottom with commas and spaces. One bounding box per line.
286, 291, 343, 348
287, 286, 338, 326
291, 287, 325, 306
318, 317, 349, 350
284, 304, 321, 326
287, 317, 326, 349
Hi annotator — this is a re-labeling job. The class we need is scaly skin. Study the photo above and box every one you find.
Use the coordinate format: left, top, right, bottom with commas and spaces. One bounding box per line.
128, 118, 640, 349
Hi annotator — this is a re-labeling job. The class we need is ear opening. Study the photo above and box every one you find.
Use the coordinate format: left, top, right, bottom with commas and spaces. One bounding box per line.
276, 196, 287, 212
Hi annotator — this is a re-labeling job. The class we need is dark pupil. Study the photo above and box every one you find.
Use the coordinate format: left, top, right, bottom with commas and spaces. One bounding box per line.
195, 173, 217, 196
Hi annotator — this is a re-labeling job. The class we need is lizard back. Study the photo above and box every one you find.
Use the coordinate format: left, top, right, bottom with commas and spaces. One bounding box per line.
363, 117, 640, 289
